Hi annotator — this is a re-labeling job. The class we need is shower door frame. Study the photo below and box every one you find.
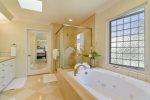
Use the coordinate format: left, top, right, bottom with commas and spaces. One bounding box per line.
55, 24, 93, 69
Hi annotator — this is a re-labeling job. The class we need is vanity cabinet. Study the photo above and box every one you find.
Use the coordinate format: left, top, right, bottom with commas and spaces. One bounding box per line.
0, 59, 15, 92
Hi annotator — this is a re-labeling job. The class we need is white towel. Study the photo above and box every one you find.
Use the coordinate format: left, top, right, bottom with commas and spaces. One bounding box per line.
11, 46, 16, 57
65, 47, 75, 59
65, 47, 75, 66
53, 49, 59, 60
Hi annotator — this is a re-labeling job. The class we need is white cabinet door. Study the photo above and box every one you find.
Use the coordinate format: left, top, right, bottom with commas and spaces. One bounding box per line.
9, 59, 15, 81
3, 62, 10, 87
12, 59, 15, 78
0, 59, 16, 92
0, 63, 3, 91
0, 62, 8, 91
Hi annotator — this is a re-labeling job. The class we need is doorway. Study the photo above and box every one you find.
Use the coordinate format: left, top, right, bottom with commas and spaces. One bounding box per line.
27, 29, 50, 75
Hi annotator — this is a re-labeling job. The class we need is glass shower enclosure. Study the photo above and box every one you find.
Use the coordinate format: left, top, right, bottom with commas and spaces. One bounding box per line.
56, 24, 92, 69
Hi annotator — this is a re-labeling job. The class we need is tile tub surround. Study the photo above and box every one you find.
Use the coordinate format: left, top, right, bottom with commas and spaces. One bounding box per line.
0, 74, 64, 100
56, 69, 96, 100
101, 65, 150, 83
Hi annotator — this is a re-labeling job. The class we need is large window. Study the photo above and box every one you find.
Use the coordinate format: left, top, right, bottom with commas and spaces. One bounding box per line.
110, 8, 145, 69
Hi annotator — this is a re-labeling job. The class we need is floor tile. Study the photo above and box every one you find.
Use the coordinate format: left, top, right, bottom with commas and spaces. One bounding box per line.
0, 74, 64, 100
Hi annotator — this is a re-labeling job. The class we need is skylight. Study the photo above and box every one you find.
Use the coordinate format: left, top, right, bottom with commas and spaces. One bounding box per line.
18, 0, 42, 12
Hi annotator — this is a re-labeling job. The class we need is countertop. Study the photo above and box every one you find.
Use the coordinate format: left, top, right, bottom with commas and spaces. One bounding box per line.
0, 57, 16, 63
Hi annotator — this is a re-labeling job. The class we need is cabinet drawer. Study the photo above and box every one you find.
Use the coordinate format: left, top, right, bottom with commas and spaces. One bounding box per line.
0, 80, 6, 91
0, 74, 6, 83
0, 84, 5, 92
0, 68, 6, 76
0, 75, 6, 90
0, 58, 16, 92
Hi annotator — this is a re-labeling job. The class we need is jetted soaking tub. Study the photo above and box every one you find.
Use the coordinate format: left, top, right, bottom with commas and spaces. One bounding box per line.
68, 68, 150, 100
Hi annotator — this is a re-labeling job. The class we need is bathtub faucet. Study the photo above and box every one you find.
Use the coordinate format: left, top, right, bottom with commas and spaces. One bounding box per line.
74, 65, 87, 76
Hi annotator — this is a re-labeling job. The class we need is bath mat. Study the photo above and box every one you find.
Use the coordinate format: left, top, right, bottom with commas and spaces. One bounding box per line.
4, 77, 27, 91
43, 74, 57, 83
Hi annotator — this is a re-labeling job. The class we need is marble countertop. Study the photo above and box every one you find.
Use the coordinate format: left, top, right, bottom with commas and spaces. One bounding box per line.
0, 57, 15, 63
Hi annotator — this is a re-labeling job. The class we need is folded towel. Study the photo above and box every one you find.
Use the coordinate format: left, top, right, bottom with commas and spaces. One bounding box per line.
53, 49, 59, 60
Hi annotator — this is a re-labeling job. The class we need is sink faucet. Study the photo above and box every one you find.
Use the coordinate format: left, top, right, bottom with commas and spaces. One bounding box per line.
74, 65, 87, 76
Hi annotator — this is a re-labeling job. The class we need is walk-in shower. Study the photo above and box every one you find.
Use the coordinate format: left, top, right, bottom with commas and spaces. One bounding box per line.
56, 24, 92, 69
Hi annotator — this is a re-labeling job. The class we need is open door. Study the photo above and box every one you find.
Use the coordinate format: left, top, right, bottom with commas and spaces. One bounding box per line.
27, 29, 50, 75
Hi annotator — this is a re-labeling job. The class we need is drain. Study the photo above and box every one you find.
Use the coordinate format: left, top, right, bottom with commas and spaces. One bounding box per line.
84, 71, 88, 75
102, 83, 106, 88
129, 94, 134, 100
113, 85, 116, 88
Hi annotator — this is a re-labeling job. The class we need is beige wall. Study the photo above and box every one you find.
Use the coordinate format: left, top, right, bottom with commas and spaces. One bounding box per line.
80, 15, 95, 47
80, 15, 95, 28
0, 20, 51, 77
95, 0, 150, 81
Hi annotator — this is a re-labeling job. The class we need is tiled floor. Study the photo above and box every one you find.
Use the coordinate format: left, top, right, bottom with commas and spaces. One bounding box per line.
31, 61, 47, 70
0, 74, 64, 100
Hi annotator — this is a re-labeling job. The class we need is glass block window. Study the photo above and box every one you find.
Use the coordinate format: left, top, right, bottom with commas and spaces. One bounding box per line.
110, 8, 145, 69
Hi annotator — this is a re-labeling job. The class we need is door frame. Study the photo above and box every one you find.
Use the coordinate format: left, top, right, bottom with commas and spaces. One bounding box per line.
27, 29, 51, 75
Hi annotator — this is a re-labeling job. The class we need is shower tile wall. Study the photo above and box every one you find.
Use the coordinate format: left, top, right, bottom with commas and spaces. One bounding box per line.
63, 26, 92, 68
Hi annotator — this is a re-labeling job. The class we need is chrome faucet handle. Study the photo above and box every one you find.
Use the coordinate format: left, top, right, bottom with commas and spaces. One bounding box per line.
74, 65, 87, 76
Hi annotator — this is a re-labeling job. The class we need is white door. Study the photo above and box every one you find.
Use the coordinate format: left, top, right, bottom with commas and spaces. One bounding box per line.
27, 30, 50, 75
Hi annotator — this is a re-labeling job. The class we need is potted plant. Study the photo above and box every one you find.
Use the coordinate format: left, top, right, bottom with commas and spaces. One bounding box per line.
82, 47, 101, 67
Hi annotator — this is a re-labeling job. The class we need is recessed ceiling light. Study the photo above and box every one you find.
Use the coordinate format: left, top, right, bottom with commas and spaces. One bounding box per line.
18, 0, 42, 12
69, 19, 73, 22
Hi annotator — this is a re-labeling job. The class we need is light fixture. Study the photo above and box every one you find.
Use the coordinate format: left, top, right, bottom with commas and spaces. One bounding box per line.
18, 0, 42, 12
69, 19, 73, 22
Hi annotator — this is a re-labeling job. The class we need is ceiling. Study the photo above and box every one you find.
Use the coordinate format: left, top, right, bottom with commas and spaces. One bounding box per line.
0, 0, 120, 25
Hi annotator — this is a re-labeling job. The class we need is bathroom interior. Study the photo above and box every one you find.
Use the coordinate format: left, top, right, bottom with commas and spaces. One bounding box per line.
0, 0, 150, 100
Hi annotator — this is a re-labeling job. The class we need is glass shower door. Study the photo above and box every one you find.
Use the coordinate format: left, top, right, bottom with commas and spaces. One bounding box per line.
63, 26, 92, 69
56, 25, 92, 69
59, 28, 65, 68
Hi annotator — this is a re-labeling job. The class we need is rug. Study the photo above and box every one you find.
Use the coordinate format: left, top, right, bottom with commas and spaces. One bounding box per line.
4, 77, 27, 91
43, 74, 57, 83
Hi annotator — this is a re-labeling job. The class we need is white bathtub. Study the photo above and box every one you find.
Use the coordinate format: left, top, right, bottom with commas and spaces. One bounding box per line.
67, 68, 150, 100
